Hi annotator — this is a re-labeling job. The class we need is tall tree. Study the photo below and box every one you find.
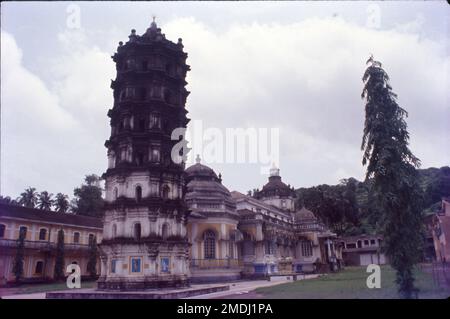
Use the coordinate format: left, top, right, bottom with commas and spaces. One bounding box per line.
86, 235, 98, 279
54, 229, 65, 281
72, 174, 104, 217
54, 193, 70, 213
361, 56, 424, 298
18, 187, 38, 208
37, 191, 54, 211
12, 227, 26, 283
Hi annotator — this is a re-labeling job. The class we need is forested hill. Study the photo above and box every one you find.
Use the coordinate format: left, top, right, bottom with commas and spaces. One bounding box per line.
295, 166, 450, 236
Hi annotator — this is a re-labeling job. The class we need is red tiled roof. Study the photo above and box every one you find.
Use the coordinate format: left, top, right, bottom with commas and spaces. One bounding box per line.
0, 203, 102, 229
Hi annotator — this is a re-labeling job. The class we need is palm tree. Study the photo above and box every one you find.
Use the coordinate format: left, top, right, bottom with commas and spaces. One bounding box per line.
18, 187, 38, 208
37, 191, 54, 211
54, 193, 69, 213
0, 195, 19, 205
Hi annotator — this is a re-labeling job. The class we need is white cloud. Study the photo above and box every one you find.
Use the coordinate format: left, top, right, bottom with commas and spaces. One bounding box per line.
161, 16, 449, 190
1, 32, 79, 132
1, 30, 111, 197
1, 12, 449, 198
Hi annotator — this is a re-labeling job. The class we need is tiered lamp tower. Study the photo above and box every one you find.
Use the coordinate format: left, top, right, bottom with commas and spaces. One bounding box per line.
98, 19, 191, 290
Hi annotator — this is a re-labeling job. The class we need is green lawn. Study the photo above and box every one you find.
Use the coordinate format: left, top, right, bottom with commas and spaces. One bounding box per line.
255, 266, 450, 299
8, 280, 97, 295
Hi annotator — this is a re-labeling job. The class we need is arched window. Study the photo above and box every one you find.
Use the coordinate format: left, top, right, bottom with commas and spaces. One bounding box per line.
127, 87, 135, 98
113, 187, 118, 200
301, 240, 313, 257
242, 232, 255, 256
0, 224, 5, 238
134, 223, 141, 240
135, 185, 142, 202
138, 118, 146, 132
164, 89, 172, 104
162, 185, 170, 200
73, 232, 80, 243
88, 233, 95, 244
149, 113, 160, 129
112, 224, 117, 237
229, 233, 235, 259
125, 58, 134, 70
162, 223, 170, 240
137, 88, 146, 101
265, 240, 275, 255
35, 261, 44, 274
150, 148, 160, 162
142, 60, 148, 71
39, 228, 47, 241
204, 230, 216, 260
165, 63, 173, 75
19, 226, 27, 239
135, 152, 144, 166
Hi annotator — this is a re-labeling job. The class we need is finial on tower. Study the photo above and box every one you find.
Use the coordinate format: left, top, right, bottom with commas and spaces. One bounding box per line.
195, 154, 201, 164
151, 15, 157, 29
269, 162, 280, 177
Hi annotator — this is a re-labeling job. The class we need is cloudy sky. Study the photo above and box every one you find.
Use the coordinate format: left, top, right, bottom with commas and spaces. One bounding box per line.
1, 1, 449, 199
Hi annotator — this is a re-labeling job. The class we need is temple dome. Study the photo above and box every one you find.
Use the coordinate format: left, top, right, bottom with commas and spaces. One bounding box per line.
185, 156, 237, 217
294, 207, 318, 221
185, 162, 219, 180
256, 166, 296, 198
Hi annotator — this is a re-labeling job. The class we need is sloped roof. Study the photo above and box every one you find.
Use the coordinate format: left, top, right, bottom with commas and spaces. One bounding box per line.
0, 203, 102, 229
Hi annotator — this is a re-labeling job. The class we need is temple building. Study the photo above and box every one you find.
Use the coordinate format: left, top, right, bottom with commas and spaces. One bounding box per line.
95, 20, 339, 289
185, 155, 241, 282
98, 19, 191, 290
184, 160, 339, 282
231, 166, 338, 275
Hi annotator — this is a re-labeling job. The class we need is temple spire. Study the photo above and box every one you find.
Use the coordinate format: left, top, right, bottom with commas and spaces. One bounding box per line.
151, 15, 157, 29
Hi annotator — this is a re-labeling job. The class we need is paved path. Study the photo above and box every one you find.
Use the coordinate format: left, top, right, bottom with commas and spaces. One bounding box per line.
186, 274, 319, 299
2, 292, 47, 299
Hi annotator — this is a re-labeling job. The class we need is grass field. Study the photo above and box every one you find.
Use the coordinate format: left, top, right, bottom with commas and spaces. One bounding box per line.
2, 280, 97, 295
254, 266, 450, 299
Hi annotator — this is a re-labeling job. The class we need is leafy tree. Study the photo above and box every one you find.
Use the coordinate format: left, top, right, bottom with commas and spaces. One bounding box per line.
37, 191, 54, 210
54, 229, 65, 281
422, 166, 450, 208
54, 193, 70, 213
0, 196, 19, 206
72, 174, 104, 217
361, 56, 424, 298
297, 181, 360, 236
86, 235, 98, 279
12, 227, 26, 283
18, 187, 38, 208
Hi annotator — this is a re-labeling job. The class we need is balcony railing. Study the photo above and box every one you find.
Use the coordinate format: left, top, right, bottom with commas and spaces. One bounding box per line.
0, 239, 91, 251
190, 258, 242, 269
295, 223, 326, 232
